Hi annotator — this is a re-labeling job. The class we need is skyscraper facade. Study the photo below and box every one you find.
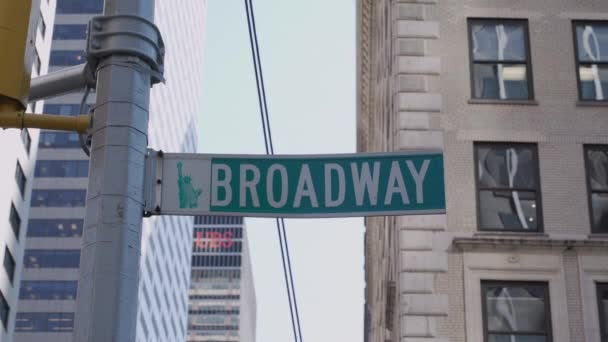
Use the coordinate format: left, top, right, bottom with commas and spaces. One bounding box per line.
0, 0, 51, 340
14, 0, 206, 341
358, 1, 608, 342
188, 216, 256, 342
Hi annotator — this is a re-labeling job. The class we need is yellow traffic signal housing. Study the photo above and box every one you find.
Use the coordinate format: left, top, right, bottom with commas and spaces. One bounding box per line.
0, 0, 92, 133
0, 0, 34, 110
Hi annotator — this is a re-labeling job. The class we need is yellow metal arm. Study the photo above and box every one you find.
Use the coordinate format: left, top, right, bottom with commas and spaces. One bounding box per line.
0, 100, 91, 133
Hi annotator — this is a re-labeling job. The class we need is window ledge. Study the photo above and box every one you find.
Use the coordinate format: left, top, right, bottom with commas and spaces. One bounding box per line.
576, 101, 608, 107
474, 231, 548, 238
589, 233, 608, 239
468, 99, 539, 106
455, 235, 608, 251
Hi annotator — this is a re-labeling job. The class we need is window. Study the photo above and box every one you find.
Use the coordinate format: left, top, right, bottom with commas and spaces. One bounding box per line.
468, 19, 534, 100
56, 0, 103, 14
599, 283, 608, 342
0, 291, 8, 330
15, 162, 26, 197
49, 50, 86, 67
19, 281, 77, 300
3, 248, 15, 284
33, 48, 41, 75
39, 131, 81, 149
482, 281, 552, 342
23, 250, 80, 268
31, 189, 87, 207
52, 24, 88, 40
573, 22, 608, 102
20, 129, 31, 155
9, 204, 21, 239
15, 312, 74, 332
584, 146, 608, 233
475, 143, 542, 231
37, 12, 46, 38
35, 160, 89, 178
27, 219, 83, 237
43, 104, 90, 116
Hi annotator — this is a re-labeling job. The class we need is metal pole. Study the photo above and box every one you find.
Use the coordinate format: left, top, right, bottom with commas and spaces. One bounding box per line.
28, 63, 95, 102
74, 0, 156, 340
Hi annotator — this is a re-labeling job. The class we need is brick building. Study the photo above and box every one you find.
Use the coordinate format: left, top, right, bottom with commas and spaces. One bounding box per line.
357, 1, 608, 341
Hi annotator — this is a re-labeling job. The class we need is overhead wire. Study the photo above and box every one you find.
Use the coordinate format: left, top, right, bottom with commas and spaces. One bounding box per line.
244, 1, 303, 341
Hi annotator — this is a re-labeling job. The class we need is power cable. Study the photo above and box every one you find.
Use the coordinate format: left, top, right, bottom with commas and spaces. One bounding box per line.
244, 1, 303, 341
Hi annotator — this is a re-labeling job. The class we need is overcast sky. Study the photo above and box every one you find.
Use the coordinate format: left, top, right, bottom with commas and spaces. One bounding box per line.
198, 1, 364, 341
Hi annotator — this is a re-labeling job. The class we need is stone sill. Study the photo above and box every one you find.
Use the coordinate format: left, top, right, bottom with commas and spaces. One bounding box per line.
468, 99, 539, 106
454, 235, 608, 250
577, 101, 608, 107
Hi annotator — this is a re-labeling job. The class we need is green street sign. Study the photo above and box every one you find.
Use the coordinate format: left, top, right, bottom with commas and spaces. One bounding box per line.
144, 151, 445, 218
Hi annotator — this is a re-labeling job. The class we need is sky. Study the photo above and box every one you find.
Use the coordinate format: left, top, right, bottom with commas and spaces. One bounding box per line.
198, 1, 364, 342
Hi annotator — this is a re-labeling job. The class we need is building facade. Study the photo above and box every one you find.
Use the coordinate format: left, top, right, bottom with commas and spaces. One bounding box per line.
14, 0, 206, 341
187, 216, 256, 342
358, 1, 608, 342
0, 0, 50, 340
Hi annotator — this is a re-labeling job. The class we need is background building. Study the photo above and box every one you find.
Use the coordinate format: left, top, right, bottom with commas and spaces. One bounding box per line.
0, 0, 50, 340
358, 1, 608, 341
14, 0, 206, 341
187, 216, 256, 342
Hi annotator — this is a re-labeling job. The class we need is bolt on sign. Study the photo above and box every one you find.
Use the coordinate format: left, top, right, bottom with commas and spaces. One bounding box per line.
144, 151, 445, 218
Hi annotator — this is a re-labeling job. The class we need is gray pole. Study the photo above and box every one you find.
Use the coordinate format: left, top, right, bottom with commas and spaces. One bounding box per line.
74, 0, 159, 340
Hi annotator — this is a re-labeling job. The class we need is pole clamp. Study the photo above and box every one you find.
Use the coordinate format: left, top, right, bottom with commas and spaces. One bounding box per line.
86, 15, 165, 84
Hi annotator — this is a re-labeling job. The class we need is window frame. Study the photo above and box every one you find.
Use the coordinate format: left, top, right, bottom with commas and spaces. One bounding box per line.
474, 142, 544, 232
598, 282, 608, 341
9, 204, 21, 240
0, 291, 8, 330
481, 280, 553, 342
20, 129, 31, 155
467, 18, 535, 102
572, 20, 608, 103
15, 161, 26, 198
583, 145, 608, 234
3, 247, 14, 285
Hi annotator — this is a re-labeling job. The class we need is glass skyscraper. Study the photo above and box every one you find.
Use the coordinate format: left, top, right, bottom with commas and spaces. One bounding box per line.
188, 216, 256, 342
14, 0, 207, 341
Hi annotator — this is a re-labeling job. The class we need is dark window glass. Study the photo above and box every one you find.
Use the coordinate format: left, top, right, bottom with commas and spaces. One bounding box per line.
190, 255, 241, 268
56, 0, 103, 14
19, 281, 77, 300
574, 22, 608, 102
52, 24, 88, 40
49, 50, 85, 67
35, 160, 89, 178
27, 219, 83, 237
469, 19, 533, 100
20, 129, 31, 155
31, 190, 86, 207
38, 131, 81, 149
195, 216, 243, 225
15, 162, 26, 197
9, 204, 21, 239
0, 292, 8, 330
23, 250, 80, 268
598, 283, 608, 342
37, 12, 46, 38
43, 104, 89, 116
475, 143, 542, 231
584, 146, 608, 233
3, 248, 14, 284
33, 48, 41, 75
483, 281, 552, 342
15, 312, 74, 332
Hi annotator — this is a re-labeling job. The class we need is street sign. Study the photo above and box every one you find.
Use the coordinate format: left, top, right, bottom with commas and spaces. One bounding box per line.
144, 150, 445, 218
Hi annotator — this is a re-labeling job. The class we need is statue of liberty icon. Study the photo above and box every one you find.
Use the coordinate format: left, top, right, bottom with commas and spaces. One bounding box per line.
177, 162, 203, 209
